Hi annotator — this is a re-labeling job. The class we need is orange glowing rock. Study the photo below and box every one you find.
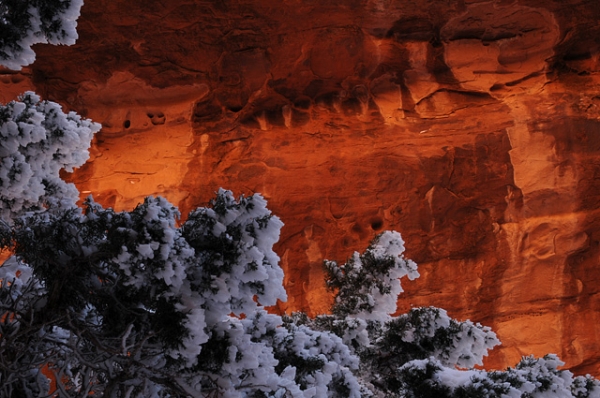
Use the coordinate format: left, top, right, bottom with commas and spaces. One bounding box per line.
4, 0, 600, 376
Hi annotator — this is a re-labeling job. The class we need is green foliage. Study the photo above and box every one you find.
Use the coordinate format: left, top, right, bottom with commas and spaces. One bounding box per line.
324, 231, 418, 320
396, 359, 452, 398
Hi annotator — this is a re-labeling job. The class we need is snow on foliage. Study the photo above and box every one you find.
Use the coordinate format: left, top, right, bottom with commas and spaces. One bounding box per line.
1, 183, 600, 397
0, 0, 84, 69
385, 306, 500, 369
8, 190, 598, 397
309, 234, 503, 396
324, 230, 419, 321
182, 188, 287, 324
397, 354, 600, 398
0, 190, 362, 396
0, 92, 100, 222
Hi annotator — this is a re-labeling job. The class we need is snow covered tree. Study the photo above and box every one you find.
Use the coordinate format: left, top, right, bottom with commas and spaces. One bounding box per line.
0, 0, 84, 69
0, 185, 361, 396
306, 231, 500, 395
302, 232, 600, 398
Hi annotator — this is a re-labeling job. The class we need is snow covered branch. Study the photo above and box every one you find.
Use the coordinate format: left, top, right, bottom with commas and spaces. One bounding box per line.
0, 0, 84, 69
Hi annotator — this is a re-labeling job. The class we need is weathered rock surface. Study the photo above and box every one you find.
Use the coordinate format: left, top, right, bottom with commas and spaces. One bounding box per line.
3, 0, 600, 375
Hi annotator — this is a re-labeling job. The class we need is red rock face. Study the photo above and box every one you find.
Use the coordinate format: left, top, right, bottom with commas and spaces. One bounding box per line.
3, 0, 600, 375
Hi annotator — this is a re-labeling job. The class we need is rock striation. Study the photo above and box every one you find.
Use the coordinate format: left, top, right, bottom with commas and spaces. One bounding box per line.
3, 0, 600, 375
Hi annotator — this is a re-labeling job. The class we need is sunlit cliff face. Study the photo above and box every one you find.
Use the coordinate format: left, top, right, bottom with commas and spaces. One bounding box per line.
3, 0, 600, 375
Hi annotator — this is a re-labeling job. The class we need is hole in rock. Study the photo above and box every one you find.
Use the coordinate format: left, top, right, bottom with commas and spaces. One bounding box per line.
371, 218, 383, 231
123, 120, 131, 129
150, 112, 166, 125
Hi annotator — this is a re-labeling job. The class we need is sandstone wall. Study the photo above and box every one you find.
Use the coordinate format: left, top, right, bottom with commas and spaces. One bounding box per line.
3, 0, 600, 374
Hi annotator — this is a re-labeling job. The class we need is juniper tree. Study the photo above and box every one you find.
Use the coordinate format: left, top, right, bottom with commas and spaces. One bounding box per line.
0, 189, 361, 397
304, 232, 600, 398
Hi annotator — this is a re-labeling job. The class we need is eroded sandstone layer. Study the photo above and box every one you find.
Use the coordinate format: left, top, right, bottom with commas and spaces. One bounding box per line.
3, 0, 600, 374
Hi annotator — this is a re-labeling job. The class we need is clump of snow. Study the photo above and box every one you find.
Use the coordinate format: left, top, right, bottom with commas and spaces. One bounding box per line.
397, 354, 599, 398
0, 92, 100, 222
